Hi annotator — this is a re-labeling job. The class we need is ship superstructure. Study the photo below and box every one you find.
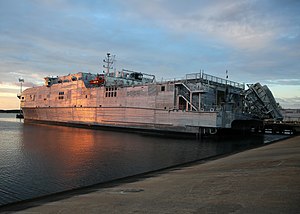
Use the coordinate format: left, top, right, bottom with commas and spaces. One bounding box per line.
19, 53, 282, 135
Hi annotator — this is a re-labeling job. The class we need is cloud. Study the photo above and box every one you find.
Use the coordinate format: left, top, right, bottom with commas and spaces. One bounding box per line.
276, 97, 300, 109
110, 0, 300, 86
265, 79, 300, 86
0, 82, 21, 99
118, 0, 284, 50
0, 0, 299, 109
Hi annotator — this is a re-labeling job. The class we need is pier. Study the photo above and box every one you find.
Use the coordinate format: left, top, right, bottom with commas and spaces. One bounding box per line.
1, 136, 299, 213
264, 121, 300, 135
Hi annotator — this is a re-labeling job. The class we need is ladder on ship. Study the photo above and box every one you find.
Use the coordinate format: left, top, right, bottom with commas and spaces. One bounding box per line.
175, 82, 206, 111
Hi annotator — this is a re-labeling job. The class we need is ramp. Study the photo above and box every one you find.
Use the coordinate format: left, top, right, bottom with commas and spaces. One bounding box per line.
244, 83, 283, 120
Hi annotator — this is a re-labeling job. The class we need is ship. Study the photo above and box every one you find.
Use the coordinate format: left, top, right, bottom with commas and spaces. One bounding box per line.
19, 53, 283, 136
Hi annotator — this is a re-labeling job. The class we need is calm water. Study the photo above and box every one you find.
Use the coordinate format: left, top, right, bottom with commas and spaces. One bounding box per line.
0, 113, 286, 206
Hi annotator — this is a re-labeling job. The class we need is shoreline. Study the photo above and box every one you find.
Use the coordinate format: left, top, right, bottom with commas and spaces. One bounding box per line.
0, 110, 21, 113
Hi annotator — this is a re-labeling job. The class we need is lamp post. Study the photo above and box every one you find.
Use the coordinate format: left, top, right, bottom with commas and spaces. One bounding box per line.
17, 78, 24, 118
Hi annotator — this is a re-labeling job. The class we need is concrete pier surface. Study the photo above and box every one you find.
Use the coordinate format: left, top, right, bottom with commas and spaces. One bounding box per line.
1, 136, 300, 213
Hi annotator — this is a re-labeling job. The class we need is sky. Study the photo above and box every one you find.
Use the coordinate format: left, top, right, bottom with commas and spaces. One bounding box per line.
0, 0, 299, 109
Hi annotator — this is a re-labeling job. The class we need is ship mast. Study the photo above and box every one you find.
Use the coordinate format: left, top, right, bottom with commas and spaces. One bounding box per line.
103, 53, 115, 74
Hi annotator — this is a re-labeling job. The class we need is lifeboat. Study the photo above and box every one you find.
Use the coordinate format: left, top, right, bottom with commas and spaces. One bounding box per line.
89, 74, 105, 86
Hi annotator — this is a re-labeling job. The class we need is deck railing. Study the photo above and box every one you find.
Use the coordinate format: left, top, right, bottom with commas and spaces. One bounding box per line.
157, 72, 245, 89
186, 72, 245, 89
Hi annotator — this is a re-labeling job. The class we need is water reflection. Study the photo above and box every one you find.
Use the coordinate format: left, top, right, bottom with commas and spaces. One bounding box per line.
22, 124, 97, 176
0, 113, 282, 206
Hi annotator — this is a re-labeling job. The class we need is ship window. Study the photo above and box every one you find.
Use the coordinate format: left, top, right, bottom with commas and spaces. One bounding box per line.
85, 95, 88, 98
105, 88, 117, 98
161, 86, 165, 91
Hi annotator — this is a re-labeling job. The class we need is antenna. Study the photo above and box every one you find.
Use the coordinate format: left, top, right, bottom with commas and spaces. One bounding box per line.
103, 53, 115, 74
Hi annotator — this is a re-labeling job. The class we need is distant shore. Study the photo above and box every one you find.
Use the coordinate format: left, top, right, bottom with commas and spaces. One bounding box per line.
0, 109, 22, 113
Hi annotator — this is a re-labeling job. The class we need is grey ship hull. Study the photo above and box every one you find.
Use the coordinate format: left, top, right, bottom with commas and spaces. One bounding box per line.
22, 106, 221, 134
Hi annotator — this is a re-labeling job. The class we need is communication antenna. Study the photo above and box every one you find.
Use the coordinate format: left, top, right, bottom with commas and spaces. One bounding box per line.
103, 53, 115, 74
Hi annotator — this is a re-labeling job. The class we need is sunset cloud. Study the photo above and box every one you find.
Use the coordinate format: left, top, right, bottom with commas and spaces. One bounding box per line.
0, 0, 299, 109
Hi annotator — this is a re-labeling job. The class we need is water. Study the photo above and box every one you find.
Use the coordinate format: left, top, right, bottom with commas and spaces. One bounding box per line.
0, 113, 287, 206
